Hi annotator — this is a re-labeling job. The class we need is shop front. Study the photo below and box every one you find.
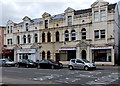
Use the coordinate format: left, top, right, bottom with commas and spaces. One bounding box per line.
59, 47, 76, 61
90, 46, 114, 65
16, 48, 40, 62
2, 49, 14, 61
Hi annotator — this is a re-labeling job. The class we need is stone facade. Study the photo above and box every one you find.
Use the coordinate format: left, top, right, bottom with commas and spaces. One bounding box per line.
4, 0, 120, 65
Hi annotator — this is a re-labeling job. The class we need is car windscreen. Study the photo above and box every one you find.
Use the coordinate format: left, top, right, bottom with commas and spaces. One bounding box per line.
82, 59, 90, 63
27, 59, 34, 63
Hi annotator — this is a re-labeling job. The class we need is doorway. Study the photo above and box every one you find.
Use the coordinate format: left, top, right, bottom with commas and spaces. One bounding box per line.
81, 50, 86, 59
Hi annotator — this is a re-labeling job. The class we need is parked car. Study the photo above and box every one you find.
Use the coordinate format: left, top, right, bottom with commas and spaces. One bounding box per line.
0, 58, 16, 67
0, 59, 6, 67
17, 59, 37, 68
68, 58, 96, 70
37, 59, 63, 69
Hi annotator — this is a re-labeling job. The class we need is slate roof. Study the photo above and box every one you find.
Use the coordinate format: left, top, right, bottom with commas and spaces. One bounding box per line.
50, 13, 65, 20
108, 3, 117, 10
74, 8, 92, 15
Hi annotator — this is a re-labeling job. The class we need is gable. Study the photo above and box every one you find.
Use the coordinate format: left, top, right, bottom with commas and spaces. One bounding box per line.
7, 20, 14, 25
91, 0, 109, 7
22, 16, 31, 21
42, 12, 51, 18
64, 7, 75, 13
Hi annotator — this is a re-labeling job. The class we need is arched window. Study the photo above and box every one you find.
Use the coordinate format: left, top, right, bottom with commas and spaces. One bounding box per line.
23, 35, 26, 43
56, 31, 59, 42
81, 28, 86, 40
34, 34, 38, 43
17, 36, 19, 44
42, 32, 45, 42
71, 30, 76, 41
47, 51, 51, 60
47, 32, 51, 42
28, 34, 31, 43
42, 51, 45, 60
65, 30, 69, 41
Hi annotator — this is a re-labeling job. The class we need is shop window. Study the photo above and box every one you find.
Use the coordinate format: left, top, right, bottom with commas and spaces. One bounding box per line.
100, 30, 105, 39
101, 10, 106, 21
28, 34, 31, 43
93, 49, 111, 62
94, 11, 99, 22
65, 30, 69, 41
17, 36, 20, 44
34, 34, 38, 43
42, 32, 45, 42
71, 30, 76, 41
42, 51, 45, 60
81, 28, 86, 40
45, 20, 48, 28
94, 30, 99, 39
56, 31, 59, 42
47, 32, 51, 42
68, 16, 72, 25
47, 51, 51, 60
23, 35, 26, 43
26, 23, 28, 31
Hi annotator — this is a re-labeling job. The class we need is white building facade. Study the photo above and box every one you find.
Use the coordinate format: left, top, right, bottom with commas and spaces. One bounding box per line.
4, 0, 120, 65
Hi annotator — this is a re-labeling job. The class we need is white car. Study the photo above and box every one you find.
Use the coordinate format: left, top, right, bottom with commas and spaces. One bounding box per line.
68, 58, 96, 70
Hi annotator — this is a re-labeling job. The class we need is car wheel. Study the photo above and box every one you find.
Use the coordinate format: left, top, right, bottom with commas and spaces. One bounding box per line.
26, 65, 29, 68
15, 64, 17, 67
37, 65, 41, 69
84, 66, 89, 71
59, 64, 63, 68
51, 65, 54, 69
69, 66, 73, 70
17, 64, 20, 68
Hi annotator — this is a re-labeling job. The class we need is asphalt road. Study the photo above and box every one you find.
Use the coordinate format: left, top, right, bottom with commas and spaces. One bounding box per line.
1, 66, 120, 86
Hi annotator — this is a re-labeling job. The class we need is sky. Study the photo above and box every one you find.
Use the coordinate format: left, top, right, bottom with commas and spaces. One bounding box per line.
0, 0, 120, 26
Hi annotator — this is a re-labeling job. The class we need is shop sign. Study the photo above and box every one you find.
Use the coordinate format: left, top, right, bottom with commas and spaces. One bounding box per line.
59, 47, 76, 50
17, 49, 36, 53
90, 46, 113, 50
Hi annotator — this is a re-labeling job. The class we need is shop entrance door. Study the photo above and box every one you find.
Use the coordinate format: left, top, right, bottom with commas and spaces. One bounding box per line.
81, 50, 86, 59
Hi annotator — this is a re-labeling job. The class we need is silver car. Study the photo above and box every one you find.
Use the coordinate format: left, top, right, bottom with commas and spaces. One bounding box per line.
0, 59, 16, 67
68, 58, 96, 70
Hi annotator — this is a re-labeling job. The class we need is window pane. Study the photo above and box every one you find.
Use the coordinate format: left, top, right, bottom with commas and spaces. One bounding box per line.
94, 30, 99, 39
101, 10, 106, 21
68, 16, 72, 25
100, 30, 105, 39
94, 11, 99, 22
45, 20, 48, 28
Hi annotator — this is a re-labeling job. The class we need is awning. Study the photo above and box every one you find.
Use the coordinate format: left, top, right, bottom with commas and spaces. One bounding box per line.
59, 45, 76, 50
90, 46, 113, 50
